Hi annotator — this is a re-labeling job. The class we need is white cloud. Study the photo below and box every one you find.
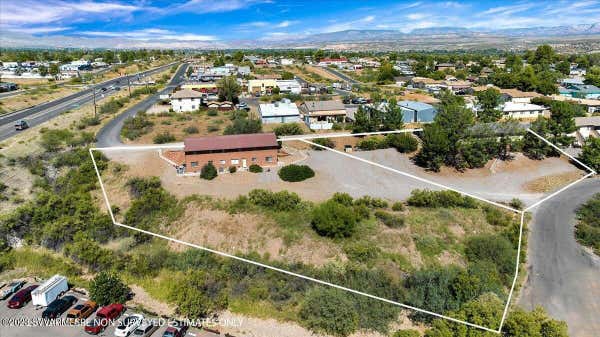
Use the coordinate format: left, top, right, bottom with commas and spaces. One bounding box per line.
78, 28, 216, 41
276, 20, 298, 28
406, 13, 426, 20
9, 26, 72, 34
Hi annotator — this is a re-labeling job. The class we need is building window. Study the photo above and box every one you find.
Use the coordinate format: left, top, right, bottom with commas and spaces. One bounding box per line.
220, 160, 226, 165
251, 157, 257, 162
265, 156, 273, 163
191, 161, 198, 167
231, 159, 239, 165
219, 167, 224, 173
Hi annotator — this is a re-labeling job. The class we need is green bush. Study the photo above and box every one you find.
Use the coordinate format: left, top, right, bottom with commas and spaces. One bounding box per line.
575, 193, 600, 255
299, 288, 359, 337
274, 123, 304, 136
200, 163, 218, 180
122, 112, 153, 140
354, 195, 388, 209
207, 109, 218, 116
249, 164, 263, 173
183, 126, 199, 134
331, 192, 354, 206
248, 189, 301, 211
386, 133, 418, 153
229, 166, 237, 173
278, 164, 315, 182
89, 272, 130, 306
311, 200, 358, 238
391, 202, 404, 211
153, 132, 176, 144
344, 241, 381, 263
393, 330, 420, 337
374, 210, 405, 228
356, 137, 388, 151
465, 234, 516, 284
509, 198, 524, 210
407, 189, 477, 208
311, 138, 335, 150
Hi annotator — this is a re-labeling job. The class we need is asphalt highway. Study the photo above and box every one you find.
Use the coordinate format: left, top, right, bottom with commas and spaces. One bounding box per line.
519, 177, 600, 337
320, 66, 359, 84
0, 62, 178, 142
96, 63, 189, 147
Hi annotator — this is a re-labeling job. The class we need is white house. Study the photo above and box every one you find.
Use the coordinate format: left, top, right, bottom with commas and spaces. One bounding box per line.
570, 116, 600, 146
501, 102, 549, 119
280, 58, 294, 66
259, 99, 301, 124
170, 89, 203, 112
275, 79, 302, 94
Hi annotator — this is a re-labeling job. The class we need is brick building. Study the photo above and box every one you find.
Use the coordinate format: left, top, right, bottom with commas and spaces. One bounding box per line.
181, 133, 279, 173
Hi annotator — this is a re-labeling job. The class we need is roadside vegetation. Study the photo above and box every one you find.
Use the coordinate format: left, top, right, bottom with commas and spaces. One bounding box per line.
575, 193, 600, 255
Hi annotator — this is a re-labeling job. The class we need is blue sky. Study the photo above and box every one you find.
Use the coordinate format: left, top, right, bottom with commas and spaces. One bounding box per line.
1, 0, 600, 42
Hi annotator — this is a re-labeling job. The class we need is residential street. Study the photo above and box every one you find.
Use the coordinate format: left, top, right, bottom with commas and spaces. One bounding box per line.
96, 63, 189, 147
519, 177, 600, 337
319, 66, 359, 84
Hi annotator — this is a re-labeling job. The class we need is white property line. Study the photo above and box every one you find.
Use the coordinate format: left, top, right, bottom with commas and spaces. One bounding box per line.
88, 128, 596, 334
526, 128, 597, 175
295, 138, 521, 214
279, 129, 422, 141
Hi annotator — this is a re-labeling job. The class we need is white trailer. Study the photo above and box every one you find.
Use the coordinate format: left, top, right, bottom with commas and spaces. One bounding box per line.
31, 275, 68, 307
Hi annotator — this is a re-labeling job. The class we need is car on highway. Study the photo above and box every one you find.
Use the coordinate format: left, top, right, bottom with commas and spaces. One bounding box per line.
66, 300, 98, 322
162, 320, 188, 337
115, 313, 144, 336
133, 320, 159, 336
42, 295, 78, 319
7, 284, 38, 308
14, 120, 29, 131
85, 303, 125, 334
0, 280, 26, 300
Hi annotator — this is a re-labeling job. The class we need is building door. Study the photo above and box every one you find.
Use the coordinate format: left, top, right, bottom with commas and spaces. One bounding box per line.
242, 159, 247, 168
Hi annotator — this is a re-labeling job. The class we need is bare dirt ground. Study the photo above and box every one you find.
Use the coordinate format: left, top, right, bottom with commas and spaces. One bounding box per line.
0, 86, 79, 113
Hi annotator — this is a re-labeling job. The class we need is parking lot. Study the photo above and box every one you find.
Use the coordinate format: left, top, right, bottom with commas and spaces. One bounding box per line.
0, 282, 219, 337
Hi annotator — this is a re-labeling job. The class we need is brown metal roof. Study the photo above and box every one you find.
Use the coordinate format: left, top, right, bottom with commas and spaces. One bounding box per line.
184, 133, 278, 152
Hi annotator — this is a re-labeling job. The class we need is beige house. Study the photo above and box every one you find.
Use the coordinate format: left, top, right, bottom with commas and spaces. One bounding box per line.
248, 79, 277, 95
299, 100, 347, 130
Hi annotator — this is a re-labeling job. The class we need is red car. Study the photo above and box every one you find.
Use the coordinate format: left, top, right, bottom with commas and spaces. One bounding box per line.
162, 320, 189, 337
7, 285, 38, 309
84, 303, 125, 335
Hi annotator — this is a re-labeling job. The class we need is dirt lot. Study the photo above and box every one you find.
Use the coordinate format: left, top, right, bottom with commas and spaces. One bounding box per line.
0, 85, 79, 113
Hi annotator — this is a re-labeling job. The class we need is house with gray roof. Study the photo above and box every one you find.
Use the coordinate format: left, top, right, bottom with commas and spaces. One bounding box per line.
299, 100, 347, 130
398, 101, 438, 123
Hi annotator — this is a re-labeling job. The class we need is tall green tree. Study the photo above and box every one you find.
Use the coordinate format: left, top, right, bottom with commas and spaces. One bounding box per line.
584, 66, 600, 87
476, 88, 503, 122
217, 76, 241, 103
89, 272, 130, 306
579, 137, 600, 173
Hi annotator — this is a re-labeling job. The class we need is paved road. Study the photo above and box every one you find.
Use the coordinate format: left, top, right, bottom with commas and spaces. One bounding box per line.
96, 63, 189, 147
0, 89, 26, 99
519, 177, 600, 337
0, 62, 178, 142
319, 66, 359, 84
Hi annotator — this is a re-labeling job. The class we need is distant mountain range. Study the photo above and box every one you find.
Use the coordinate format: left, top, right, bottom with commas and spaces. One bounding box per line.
2, 23, 600, 50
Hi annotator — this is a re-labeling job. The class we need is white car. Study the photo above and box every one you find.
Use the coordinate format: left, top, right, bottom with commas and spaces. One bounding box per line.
114, 314, 143, 337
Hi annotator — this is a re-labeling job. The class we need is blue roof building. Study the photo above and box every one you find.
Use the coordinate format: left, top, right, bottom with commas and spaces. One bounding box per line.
559, 84, 600, 99
398, 101, 438, 123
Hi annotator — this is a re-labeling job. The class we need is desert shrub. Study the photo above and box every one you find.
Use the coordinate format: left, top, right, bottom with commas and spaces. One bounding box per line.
311, 200, 358, 238
344, 241, 381, 263
356, 137, 388, 151
153, 132, 176, 144
200, 163, 218, 180
278, 164, 315, 182
299, 288, 359, 337
331, 192, 354, 206
354, 195, 388, 209
184, 126, 199, 134
386, 133, 418, 153
127, 176, 162, 198
248, 164, 263, 173
207, 125, 220, 132
207, 109, 218, 116
248, 189, 301, 211
575, 193, 600, 255
122, 112, 153, 140
407, 189, 477, 208
229, 166, 237, 173
311, 138, 335, 150
465, 234, 516, 284
509, 198, 524, 210
223, 117, 261, 135
393, 330, 420, 337
484, 206, 513, 227
77, 116, 100, 129
89, 272, 130, 306
274, 123, 304, 136
39, 129, 74, 152
374, 210, 405, 228
391, 202, 404, 211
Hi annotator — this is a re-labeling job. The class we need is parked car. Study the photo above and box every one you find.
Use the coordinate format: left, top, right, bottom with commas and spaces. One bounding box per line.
161, 320, 189, 337
0, 280, 26, 300
114, 314, 143, 337
14, 120, 28, 131
66, 300, 98, 322
7, 285, 38, 308
42, 295, 77, 319
133, 320, 159, 337
85, 303, 125, 334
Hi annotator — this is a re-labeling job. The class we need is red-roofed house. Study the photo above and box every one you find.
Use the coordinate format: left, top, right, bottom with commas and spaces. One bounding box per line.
182, 133, 278, 173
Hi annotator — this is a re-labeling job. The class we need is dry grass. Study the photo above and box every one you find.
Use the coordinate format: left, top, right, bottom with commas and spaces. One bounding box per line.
523, 171, 584, 193
0, 86, 79, 113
